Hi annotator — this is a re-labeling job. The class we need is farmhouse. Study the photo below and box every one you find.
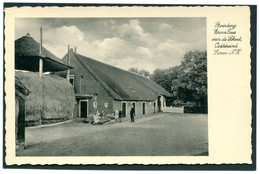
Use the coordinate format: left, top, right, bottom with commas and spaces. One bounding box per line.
55, 48, 172, 118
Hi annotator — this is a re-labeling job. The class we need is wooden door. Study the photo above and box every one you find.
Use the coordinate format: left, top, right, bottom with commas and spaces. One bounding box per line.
80, 101, 88, 118
143, 103, 145, 114
122, 103, 126, 117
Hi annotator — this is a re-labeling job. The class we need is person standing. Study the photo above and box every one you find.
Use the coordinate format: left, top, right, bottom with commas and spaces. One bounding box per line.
130, 105, 135, 122
118, 110, 122, 122
100, 109, 105, 117
114, 109, 119, 122
93, 111, 100, 125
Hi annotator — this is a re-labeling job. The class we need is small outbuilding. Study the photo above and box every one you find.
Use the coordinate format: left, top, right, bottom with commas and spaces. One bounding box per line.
15, 32, 75, 126
15, 32, 73, 73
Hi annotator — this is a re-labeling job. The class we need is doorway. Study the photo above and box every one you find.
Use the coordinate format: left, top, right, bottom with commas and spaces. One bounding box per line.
80, 100, 88, 118
122, 102, 127, 117
157, 96, 161, 112
154, 102, 156, 113
143, 103, 145, 115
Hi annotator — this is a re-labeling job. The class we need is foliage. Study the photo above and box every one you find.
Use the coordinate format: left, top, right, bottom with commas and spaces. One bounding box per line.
128, 67, 151, 77
151, 50, 207, 113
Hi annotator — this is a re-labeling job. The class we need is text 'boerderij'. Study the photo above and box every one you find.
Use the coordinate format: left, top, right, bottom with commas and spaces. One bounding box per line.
212, 21, 242, 55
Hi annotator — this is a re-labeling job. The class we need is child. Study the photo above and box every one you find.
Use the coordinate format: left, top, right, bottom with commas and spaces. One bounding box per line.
114, 109, 119, 122
101, 110, 105, 117
93, 111, 101, 125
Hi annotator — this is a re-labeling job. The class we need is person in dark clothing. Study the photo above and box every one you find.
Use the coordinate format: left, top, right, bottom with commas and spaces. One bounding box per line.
130, 105, 135, 122
100, 109, 105, 117
118, 110, 122, 122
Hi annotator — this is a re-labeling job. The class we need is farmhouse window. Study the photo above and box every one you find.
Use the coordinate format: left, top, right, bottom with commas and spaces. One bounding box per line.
69, 75, 74, 86
105, 103, 108, 107
93, 102, 97, 108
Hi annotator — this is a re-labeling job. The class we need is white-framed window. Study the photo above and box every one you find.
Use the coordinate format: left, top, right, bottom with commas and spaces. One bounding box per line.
93, 102, 97, 108
104, 103, 108, 107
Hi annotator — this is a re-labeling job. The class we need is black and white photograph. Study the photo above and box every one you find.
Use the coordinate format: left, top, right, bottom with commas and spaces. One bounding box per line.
14, 17, 208, 157
4, 5, 254, 166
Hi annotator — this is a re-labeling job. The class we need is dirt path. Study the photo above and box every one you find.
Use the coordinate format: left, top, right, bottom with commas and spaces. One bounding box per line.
16, 113, 208, 156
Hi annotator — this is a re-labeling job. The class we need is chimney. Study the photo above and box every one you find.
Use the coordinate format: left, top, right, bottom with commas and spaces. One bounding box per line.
74, 47, 77, 53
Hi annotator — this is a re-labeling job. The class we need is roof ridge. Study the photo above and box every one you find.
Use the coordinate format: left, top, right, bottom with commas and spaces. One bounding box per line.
75, 52, 151, 79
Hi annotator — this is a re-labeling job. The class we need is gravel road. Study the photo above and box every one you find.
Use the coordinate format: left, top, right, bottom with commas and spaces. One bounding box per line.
16, 113, 208, 156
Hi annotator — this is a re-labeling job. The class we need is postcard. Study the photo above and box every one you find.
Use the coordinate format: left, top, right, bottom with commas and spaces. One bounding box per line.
4, 5, 254, 166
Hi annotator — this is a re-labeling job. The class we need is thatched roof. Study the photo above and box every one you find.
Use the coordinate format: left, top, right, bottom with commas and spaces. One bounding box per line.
15, 34, 73, 72
66, 51, 172, 101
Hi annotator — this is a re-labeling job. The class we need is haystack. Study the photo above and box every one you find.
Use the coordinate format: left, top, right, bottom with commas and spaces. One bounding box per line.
15, 71, 75, 126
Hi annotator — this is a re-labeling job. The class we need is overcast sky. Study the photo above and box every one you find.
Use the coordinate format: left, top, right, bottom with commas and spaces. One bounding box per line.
15, 18, 206, 73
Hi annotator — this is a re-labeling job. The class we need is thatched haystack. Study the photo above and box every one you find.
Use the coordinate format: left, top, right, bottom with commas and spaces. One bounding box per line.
15, 71, 75, 126
15, 77, 29, 146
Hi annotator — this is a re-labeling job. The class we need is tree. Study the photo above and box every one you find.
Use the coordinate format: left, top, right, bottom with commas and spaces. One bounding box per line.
128, 67, 138, 74
151, 68, 175, 93
173, 51, 207, 113
128, 67, 151, 78
139, 69, 151, 77
151, 50, 207, 113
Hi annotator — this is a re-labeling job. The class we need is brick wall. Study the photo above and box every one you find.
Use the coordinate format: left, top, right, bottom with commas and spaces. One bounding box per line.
64, 53, 115, 117
114, 100, 158, 117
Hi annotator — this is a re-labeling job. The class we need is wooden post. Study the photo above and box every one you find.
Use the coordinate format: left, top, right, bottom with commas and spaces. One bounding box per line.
39, 58, 43, 77
17, 97, 25, 144
66, 45, 70, 81
68, 45, 71, 64
40, 27, 42, 54
39, 27, 43, 77
39, 27, 43, 125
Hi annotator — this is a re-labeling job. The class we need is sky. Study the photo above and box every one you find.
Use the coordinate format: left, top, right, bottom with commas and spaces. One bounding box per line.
15, 18, 206, 73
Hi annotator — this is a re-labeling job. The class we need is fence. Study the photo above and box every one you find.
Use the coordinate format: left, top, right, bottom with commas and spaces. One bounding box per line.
162, 106, 184, 114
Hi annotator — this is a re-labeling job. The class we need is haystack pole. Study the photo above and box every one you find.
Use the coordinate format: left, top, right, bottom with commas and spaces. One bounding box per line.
39, 27, 43, 125
39, 27, 43, 77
